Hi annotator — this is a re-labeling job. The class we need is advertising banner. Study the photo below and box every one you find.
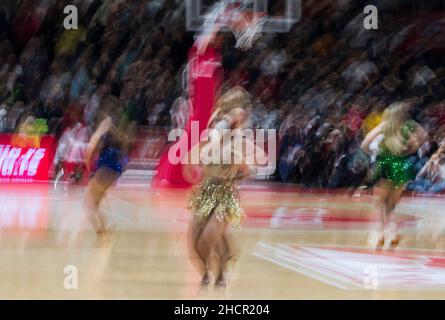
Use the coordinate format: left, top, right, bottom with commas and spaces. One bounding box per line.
0, 134, 56, 183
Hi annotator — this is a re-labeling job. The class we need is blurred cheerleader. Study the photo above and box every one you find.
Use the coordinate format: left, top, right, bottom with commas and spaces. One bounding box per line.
361, 102, 428, 248
184, 86, 267, 287
84, 96, 136, 234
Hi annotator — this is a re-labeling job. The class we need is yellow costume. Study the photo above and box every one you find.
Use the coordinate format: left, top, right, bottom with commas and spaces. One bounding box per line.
188, 155, 247, 227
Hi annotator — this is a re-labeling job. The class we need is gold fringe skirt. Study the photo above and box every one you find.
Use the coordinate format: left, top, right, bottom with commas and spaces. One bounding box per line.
188, 178, 245, 227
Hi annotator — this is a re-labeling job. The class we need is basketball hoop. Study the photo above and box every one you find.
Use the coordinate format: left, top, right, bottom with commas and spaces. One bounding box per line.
194, 1, 268, 52
229, 9, 266, 51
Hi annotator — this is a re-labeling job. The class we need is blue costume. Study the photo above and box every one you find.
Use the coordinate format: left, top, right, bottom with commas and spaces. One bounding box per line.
96, 132, 129, 174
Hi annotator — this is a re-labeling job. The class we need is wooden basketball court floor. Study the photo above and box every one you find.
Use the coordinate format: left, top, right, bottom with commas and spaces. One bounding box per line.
0, 181, 445, 300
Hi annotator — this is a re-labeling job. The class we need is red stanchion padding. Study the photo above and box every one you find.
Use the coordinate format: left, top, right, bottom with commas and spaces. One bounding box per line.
152, 45, 222, 189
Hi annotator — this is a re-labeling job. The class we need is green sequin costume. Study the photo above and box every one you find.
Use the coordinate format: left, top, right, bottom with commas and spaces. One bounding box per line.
375, 120, 418, 187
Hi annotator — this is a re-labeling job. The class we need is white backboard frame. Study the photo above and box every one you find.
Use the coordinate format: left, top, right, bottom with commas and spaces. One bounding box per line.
186, 0, 302, 33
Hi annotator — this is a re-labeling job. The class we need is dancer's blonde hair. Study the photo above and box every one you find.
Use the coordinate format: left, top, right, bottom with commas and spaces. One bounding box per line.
382, 102, 410, 155
208, 86, 251, 128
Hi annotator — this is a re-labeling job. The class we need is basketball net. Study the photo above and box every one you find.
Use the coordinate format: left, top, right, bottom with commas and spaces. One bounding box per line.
195, 0, 266, 53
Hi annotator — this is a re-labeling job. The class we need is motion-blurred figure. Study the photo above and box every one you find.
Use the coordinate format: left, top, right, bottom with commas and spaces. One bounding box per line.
54, 120, 91, 188
84, 96, 136, 234
361, 102, 428, 249
185, 87, 265, 287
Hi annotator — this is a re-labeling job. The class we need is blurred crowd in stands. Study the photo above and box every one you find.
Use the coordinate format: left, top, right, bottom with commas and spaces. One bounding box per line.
1, 0, 445, 191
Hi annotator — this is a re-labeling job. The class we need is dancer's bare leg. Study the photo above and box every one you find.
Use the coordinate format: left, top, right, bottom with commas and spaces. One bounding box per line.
196, 212, 227, 285
222, 231, 237, 263
187, 216, 209, 284
85, 168, 119, 233
211, 215, 239, 287
373, 180, 391, 248
386, 185, 405, 247
85, 180, 107, 232
214, 229, 236, 287
214, 240, 227, 287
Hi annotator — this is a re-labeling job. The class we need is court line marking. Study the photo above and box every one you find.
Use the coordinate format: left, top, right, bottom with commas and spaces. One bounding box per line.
254, 242, 350, 290
254, 242, 445, 291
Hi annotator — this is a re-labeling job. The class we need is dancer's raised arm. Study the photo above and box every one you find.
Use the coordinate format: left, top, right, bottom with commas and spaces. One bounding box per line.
85, 116, 112, 170
361, 122, 385, 155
